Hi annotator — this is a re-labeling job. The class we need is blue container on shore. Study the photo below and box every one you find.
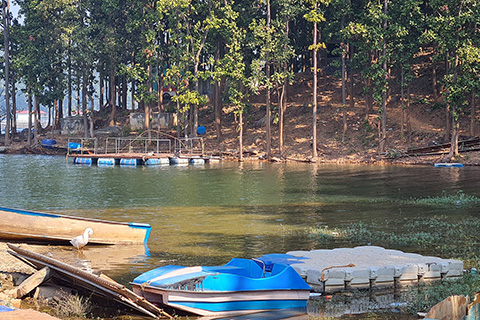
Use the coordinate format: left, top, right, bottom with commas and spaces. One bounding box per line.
68, 142, 81, 150
197, 126, 206, 135
41, 139, 57, 148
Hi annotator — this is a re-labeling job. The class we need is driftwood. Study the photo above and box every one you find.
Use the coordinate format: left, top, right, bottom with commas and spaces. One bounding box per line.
7, 243, 172, 319
14, 267, 53, 298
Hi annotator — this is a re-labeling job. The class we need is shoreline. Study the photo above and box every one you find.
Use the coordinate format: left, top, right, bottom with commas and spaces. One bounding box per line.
2, 139, 480, 167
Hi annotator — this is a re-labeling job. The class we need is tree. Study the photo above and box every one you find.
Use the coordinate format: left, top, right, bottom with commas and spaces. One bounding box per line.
389, 0, 423, 142
304, 0, 330, 159
274, 0, 298, 157
2, 0, 11, 145
427, 0, 480, 159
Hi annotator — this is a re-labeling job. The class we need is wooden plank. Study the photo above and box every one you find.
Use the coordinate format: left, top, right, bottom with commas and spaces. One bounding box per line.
15, 267, 52, 298
7, 244, 172, 319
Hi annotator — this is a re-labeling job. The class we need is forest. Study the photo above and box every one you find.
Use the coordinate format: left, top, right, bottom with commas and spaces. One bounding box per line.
1, 0, 479, 160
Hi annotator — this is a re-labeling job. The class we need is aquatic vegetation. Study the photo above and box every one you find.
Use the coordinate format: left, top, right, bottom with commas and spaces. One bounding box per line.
409, 190, 480, 207
309, 215, 480, 268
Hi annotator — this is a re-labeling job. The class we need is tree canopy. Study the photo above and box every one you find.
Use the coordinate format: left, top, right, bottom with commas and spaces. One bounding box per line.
1, 0, 479, 159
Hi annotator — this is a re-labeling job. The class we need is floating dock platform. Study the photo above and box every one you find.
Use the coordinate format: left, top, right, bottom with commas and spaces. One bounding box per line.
258, 246, 463, 293
68, 153, 221, 167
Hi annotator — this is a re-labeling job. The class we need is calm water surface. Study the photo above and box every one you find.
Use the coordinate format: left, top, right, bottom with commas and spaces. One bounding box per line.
1, 154, 479, 319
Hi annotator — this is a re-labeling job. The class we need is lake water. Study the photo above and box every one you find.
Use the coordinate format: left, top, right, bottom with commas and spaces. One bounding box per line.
1, 154, 479, 319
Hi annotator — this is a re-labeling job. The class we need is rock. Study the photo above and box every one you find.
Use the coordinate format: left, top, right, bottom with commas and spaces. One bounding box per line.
9, 298, 21, 308
36, 285, 72, 302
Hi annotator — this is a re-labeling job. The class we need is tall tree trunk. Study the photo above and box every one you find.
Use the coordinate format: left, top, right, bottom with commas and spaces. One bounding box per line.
131, 79, 135, 110
312, 13, 318, 159
89, 94, 94, 137
341, 14, 347, 143
407, 85, 412, 143
11, 75, 16, 134
432, 59, 438, 101
54, 100, 59, 130
192, 26, 209, 138
444, 57, 450, 141
447, 45, 461, 159
68, 56, 72, 116
47, 106, 51, 129
146, 65, 152, 140
122, 75, 127, 110
265, 0, 272, 158
379, 0, 388, 154
117, 85, 122, 110
156, 61, 162, 112
470, 92, 476, 137
400, 68, 405, 140
27, 89, 32, 146
279, 18, 290, 156
366, 78, 373, 116
109, 70, 116, 126
99, 70, 104, 110
76, 75, 81, 115
279, 82, 285, 156
82, 68, 88, 138
34, 95, 40, 143
214, 37, 223, 141
131, 54, 135, 111
239, 109, 243, 162
58, 99, 63, 129
3, 0, 10, 145
349, 45, 355, 109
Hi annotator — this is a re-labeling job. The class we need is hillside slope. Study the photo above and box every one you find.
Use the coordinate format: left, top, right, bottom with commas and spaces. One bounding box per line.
201, 69, 479, 165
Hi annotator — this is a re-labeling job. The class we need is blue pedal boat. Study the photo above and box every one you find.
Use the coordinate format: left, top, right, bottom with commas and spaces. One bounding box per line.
131, 258, 311, 317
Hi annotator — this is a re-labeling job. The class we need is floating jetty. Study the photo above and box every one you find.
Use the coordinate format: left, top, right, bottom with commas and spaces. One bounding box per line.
66, 136, 220, 167
258, 246, 463, 293
68, 153, 221, 167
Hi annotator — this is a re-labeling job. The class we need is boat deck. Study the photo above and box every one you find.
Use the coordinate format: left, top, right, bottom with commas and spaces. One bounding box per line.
259, 246, 463, 293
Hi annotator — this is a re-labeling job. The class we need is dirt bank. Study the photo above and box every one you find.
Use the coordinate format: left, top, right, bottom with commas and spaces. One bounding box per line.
4, 70, 480, 165
0, 243, 35, 274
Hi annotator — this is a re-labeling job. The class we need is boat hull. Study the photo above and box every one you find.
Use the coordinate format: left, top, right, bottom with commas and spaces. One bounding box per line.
131, 284, 309, 317
0, 207, 151, 244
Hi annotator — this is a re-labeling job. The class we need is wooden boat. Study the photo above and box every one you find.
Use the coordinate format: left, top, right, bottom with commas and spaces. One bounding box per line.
0, 207, 151, 245
130, 258, 311, 317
